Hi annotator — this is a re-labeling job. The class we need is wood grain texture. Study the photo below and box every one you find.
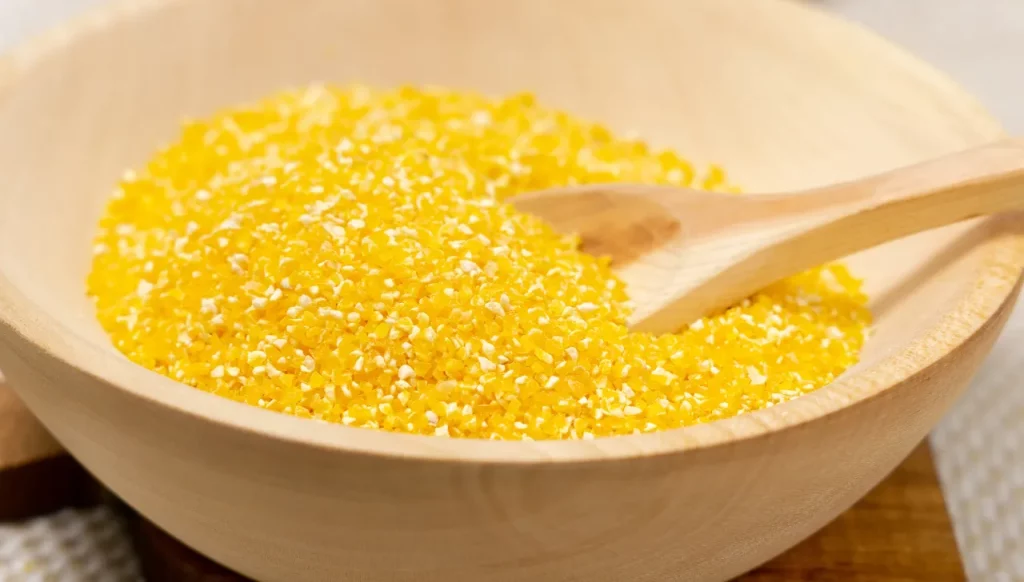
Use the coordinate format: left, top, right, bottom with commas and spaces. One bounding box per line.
0, 379, 100, 520
515, 139, 1024, 332
743, 443, 965, 581
0, 1, 1020, 581
124, 442, 964, 582
0, 376, 62, 469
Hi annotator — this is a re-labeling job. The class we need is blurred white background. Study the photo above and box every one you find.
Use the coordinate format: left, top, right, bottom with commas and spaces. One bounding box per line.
824, 0, 1024, 132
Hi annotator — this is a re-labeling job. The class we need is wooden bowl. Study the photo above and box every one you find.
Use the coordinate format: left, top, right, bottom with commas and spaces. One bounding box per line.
0, 1, 1021, 580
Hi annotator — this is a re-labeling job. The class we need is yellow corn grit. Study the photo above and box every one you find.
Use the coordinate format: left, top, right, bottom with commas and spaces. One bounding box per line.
87, 84, 870, 440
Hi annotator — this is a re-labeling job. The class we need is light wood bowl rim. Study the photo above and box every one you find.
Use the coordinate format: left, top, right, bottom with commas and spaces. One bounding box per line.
0, 0, 1021, 464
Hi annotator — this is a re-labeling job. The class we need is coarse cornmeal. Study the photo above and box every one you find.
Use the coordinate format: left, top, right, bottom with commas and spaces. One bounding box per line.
87, 84, 870, 440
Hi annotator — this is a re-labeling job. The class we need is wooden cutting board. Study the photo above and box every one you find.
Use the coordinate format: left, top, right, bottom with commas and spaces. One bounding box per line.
0, 381, 966, 580
0, 380, 101, 520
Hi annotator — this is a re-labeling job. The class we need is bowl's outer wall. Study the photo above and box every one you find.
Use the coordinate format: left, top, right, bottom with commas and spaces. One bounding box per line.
0, 284, 1018, 582
0, 0, 1023, 581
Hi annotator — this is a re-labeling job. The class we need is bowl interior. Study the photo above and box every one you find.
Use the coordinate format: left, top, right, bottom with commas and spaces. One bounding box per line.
0, 0, 1013, 444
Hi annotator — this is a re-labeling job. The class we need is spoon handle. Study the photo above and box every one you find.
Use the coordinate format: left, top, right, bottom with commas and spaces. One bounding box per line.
762, 137, 1024, 273
631, 138, 1024, 333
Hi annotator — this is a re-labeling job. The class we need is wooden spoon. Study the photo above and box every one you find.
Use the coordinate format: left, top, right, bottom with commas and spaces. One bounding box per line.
513, 138, 1024, 334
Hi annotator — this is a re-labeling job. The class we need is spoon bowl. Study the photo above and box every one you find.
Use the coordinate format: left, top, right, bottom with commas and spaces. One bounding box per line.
0, 1, 1022, 581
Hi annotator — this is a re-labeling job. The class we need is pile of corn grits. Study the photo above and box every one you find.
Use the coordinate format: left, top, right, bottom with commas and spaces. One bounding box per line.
87, 85, 870, 441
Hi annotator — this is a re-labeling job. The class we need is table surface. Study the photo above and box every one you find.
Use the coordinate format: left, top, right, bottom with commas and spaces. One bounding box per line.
1, 1, 1022, 581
